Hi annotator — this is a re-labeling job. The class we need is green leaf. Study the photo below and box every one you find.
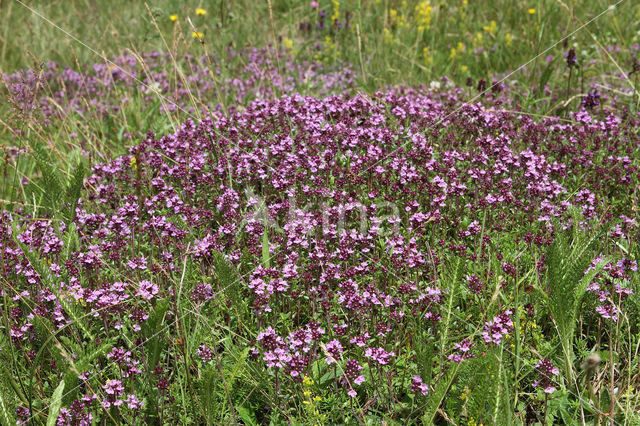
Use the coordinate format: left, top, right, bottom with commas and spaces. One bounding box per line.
262, 231, 270, 267
0, 393, 14, 425
537, 57, 556, 98
422, 364, 459, 425
145, 298, 170, 371
46, 380, 65, 426
63, 162, 84, 222
237, 406, 258, 426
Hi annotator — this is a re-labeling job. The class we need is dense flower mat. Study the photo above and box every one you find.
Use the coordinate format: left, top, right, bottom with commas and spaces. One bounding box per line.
2, 83, 640, 423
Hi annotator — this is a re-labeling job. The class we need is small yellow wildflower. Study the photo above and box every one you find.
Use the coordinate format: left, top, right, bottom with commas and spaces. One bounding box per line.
195, 8, 207, 15
450, 42, 465, 60
460, 386, 470, 401
283, 37, 293, 50
383, 27, 394, 44
415, 1, 433, 32
461, 65, 469, 73
422, 46, 432, 65
483, 20, 497, 35
130, 156, 137, 169
528, 8, 536, 14
169, 14, 178, 22
505, 33, 513, 46
303, 376, 313, 387
472, 32, 483, 49
192, 31, 204, 39
331, 0, 340, 21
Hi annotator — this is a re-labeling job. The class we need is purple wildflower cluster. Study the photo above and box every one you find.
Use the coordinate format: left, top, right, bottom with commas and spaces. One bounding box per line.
410, 375, 430, 396
482, 310, 514, 345
2, 74, 640, 421
4, 47, 354, 130
448, 338, 476, 363
585, 254, 636, 323
532, 358, 560, 394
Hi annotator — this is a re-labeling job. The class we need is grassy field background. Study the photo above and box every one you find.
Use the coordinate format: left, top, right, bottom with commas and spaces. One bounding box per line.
2, 0, 639, 90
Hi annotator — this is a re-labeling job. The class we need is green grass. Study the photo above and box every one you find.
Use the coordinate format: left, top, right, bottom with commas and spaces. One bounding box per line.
2, 0, 638, 82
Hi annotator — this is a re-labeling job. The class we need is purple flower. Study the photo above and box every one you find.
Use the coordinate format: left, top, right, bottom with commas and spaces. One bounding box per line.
411, 375, 429, 396
581, 90, 600, 110
103, 379, 124, 396
137, 280, 158, 300
533, 358, 559, 394
325, 339, 344, 364
448, 338, 476, 363
466, 274, 483, 294
566, 48, 578, 68
124, 394, 144, 410
482, 310, 514, 345
197, 344, 214, 362
364, 347, 395, 365
596, 304, 619, 322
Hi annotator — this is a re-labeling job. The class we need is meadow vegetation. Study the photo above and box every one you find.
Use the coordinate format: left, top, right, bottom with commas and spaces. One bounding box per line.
1, 0, 640, 424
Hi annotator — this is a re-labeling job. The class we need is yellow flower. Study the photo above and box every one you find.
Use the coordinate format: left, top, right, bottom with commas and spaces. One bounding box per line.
472, 32, 483, 49
505, 33, 513, 46
482, 20, 497, 35
195, 8, 207, 15
331, 0, 340, 21
383, 27, 394, 43
192, 31, 204, 39
528, 8, 536, 14
130, 156, 137, 169
303, 376, 313, 387
169, 14, 178, 22
461, 65, 469, 73
415, 1, 433, 32
283, 37, 293, 50
422, 46, 432, 65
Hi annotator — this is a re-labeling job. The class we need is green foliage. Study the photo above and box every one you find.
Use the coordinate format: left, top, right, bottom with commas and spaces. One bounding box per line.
422, 363, 459, 424
46, 380, 65, 426
439, 257, 463, 362
0, 392, 14, 425
458, 354, 501, 424
23, 140, 85, 221
544, 211, 608, 387
2, 0, 640, 424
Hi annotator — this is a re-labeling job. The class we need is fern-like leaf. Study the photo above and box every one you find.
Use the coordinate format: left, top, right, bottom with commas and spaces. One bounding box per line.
422, 364, 459, 425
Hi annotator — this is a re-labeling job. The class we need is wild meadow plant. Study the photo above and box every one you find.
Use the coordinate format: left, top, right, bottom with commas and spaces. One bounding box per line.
1, 1, 640, 425
1, 79, 640, 423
